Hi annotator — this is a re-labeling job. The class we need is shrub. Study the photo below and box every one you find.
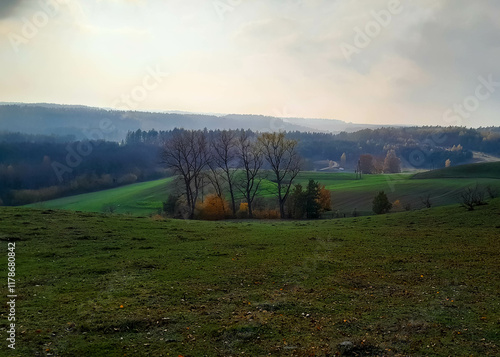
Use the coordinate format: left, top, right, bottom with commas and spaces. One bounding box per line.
118, 173, 138, 185
253, 209, 280, 219
236, 202, 249, 219
460, 184, 487, 211
317, 185, 332, 213
420, 194, 432, 209
287, 184, 306, 219
151, 214, 165, 221
486, 185, 498, 199
197, 194, 229, 220
392, 199, 402, 211
372, 191, 392, 214
102, 203, 118, 214
163, 194, 180, 216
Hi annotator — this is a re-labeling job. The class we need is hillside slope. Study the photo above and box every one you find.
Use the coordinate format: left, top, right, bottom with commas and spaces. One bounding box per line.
0, 104, 392, 139
27, 178, 173, 215
1, 200, 499, 356
412, 162, 500, 179
28, 171, 500, 216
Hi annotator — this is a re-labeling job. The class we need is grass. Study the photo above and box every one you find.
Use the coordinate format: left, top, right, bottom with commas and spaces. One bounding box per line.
412, 162, 500, 180
27, 178, 174, 215
28, 169, 500, 217
1, 200, 499, 356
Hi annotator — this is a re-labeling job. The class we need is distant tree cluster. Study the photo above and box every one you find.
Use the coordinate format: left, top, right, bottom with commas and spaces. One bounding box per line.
0, 141, 164, 205
2, 123, 500, 207
161, 130, 306, 220
357, 150, 401, 174
128, 125, 500, 172
287, 180, 332, 219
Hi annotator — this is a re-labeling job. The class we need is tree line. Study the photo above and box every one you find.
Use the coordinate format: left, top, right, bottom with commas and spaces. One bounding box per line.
129, 126, 500, 169
0, 141, 164, 205
161, 130, 304, 219
1, 124, 499, 207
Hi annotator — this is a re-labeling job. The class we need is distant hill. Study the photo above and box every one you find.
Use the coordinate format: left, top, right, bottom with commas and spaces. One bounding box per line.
0, 103, 400, 141
412, 162, 500, 180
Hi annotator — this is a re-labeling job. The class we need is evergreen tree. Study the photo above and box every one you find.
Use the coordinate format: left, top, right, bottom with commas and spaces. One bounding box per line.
372, 191, 392, 214
306, 179, 321, 219
288, 183, 306, 219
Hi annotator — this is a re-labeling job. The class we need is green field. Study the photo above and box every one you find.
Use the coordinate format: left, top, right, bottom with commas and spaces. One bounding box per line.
1, 199, 499, 356
27, 178, 174, 215
412, 162, 500, 180
28, 167, 500, 216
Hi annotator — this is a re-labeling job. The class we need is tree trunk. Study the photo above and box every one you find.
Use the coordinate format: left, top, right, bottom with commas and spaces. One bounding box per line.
228, 179, 236, 215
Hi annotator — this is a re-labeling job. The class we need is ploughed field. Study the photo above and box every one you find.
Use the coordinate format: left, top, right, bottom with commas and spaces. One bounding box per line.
27, 163, 500, 216
1, 198, 499, 356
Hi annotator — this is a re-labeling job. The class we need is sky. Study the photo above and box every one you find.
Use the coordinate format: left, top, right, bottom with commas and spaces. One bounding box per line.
0, 0, 499, 127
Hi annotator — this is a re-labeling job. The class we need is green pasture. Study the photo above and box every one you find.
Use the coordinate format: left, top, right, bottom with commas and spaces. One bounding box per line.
28, 166, 500, 216
1, 198, 499, 356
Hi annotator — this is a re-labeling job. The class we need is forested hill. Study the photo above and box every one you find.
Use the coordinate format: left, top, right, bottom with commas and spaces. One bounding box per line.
0, 103, 393, 140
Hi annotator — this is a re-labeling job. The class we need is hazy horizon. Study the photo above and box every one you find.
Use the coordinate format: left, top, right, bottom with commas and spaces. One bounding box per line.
1, 0, 499, 127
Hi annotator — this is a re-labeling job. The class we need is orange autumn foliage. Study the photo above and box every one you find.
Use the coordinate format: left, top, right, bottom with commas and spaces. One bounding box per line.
316, 186, 332, 212
253, 209, 280, 219
197, 194, 229, 220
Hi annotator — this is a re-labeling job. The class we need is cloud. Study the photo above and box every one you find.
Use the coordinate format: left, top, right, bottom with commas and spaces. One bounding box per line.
387, 0, 500, 121
0, 0, 499, 127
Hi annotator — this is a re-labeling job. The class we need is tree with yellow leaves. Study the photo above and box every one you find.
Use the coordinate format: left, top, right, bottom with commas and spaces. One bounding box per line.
197, 194, 229, 220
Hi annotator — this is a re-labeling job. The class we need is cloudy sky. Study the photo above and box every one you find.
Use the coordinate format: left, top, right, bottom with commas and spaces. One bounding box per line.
0, 0, 499, 127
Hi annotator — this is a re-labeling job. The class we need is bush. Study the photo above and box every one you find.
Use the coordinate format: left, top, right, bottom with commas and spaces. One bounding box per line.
460, 184, 487, 211
486, 185, 498, 199
151, 214, 165, 221
372, 191, 392, 214
317, 185, 332, 213
163, 194, 180, 216
253, 209, 280, 219
287, 184, 306, 219
197, 194, 229, 220
420, 194, 432, 209
102, 203, 118, 214
236, 202, 249, 219
118, 173, 138, 185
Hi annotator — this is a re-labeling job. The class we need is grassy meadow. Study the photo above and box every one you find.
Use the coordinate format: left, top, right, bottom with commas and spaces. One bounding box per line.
27, 165, 500, 217
1, 198, 499, 356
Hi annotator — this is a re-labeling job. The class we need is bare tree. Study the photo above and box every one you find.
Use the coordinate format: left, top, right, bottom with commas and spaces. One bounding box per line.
486, 185, 498, 199
209, 130, 238, 215
420, 194, 432, 208
235, 131, 264, 219
161, 130, 209, 219
460, 184, 486, 211
258, 132, 301, 219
